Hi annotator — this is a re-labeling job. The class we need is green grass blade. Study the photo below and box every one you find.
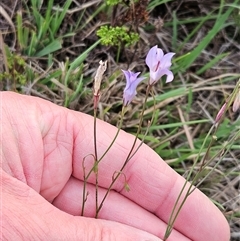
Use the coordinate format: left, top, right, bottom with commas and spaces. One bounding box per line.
148, 0, 173, 10
31, 1, 44, 30
179, 1, 237, 72
40, 0, 54, 39
16, 11, 24, 50
35, 39, 62, 57
172, 11, 177, 51
52, 0, 72, 35
148, 119, 209, 131
69, 39, 101, 70
64, 39, 101, 106
196, 52, 229, 75
27, 31, 37, 56
176, 12, 215, 52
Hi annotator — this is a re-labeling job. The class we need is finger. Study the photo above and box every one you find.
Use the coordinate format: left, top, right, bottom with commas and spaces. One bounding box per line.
53, 176, 191, 241
2, 170, 161, 241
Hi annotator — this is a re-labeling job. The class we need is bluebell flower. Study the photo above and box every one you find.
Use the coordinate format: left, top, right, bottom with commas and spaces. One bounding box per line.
145, 45, 175, 85
122, 70, 146, 106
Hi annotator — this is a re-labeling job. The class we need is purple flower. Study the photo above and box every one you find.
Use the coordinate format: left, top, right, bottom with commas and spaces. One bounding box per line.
122, 70, 146, 106
145, 45, 175, 85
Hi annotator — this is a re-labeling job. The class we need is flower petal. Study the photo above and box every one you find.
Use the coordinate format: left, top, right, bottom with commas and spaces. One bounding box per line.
215, 103, 226, 123
165, 70, 174, 83
122, 70, 146, 106
160, 52, 175, 69
149, 69, 174, 85
156, 48, 164, 62
130, 72, 141, 82
149, 70, 162, 85
122, 70, 132, 89
145, 45, 158, 70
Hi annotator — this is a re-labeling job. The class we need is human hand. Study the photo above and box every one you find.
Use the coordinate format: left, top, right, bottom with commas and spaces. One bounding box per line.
2, 91, 230, 241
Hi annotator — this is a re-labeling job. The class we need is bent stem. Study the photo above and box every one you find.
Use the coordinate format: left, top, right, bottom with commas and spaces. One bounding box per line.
81, 154, 95, 216
94, 107, 126, 218
95, 84, 153, 217
81, 108, 125, 217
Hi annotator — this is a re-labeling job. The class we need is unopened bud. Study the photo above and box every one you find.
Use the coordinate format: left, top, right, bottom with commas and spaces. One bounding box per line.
215, 102, 226, 124
233, 90, 240, 113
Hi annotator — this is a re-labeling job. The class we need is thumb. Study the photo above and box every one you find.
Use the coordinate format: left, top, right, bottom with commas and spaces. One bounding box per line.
2, 171, 160, 241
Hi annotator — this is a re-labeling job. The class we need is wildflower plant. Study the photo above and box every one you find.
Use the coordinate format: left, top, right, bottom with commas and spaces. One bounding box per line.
80, 45, 240, 240
81, 45, 176, 221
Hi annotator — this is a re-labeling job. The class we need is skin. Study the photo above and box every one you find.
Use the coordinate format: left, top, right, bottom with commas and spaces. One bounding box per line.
1, 91, 230, 241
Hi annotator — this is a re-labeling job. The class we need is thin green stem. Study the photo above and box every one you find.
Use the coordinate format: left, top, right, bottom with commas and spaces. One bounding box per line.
116, 45, 121, 63
96, 84, 152, 217
93, 107, 99, 218
81, 160, 87, 216
164, 123, 217, 240
190, 129, 240, 194
81, 106, 125, 217
128, 87, 157, 160
97, 107, 126, 164
81, 154, 95, 216
85, 107, 125, 182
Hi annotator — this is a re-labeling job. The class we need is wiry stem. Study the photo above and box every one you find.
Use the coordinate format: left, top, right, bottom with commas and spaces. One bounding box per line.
95, 84, 153, 217
81, 154, 95, 216
93, 107, 99, 217
81, 106, 125, 217
81, 60, 107, 217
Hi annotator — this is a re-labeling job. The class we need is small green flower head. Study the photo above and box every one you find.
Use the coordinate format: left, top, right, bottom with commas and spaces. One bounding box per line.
97, 26, 139, 47
105, 0, 122, 6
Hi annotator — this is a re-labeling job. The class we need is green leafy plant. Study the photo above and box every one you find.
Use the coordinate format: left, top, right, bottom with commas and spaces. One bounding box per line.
97, 25, 139, 47
105, 0, 122, 6
0, 46, 27, 87
97, 25, 139, 62
105, 0, 139, 6
17, 0, 74, 57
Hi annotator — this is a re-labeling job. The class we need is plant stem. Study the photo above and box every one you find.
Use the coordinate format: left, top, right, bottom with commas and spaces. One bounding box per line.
95, 84, 152, 217
93, 107, 99, 217
81, 106, 125, 217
